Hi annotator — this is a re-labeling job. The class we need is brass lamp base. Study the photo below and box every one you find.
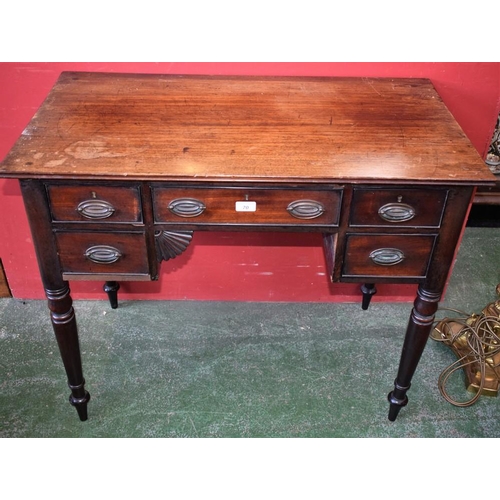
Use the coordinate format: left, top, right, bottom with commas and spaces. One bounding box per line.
431, 286, 500, 405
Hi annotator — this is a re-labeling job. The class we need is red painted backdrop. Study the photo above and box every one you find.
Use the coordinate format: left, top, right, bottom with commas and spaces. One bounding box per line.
1, 62, 499, 302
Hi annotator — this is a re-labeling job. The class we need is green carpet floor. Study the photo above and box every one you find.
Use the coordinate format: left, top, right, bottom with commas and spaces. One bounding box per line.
1, 226, 500, 438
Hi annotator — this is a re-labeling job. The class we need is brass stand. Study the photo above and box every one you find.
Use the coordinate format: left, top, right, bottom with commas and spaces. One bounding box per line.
431, 286, 500, 406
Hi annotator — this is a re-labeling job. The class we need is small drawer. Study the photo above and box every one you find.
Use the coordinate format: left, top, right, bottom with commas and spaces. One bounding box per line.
342, 234, 436, 279
350, 188, 448, 227
153, 186, 342, 226
55, 231, 149, 277
47, 184, 142, 223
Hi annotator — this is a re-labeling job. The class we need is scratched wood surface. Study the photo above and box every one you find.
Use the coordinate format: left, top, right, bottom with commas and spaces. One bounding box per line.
0, 72, 493, 184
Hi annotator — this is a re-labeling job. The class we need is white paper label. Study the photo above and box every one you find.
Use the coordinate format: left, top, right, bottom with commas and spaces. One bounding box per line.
235, 201, 257, 212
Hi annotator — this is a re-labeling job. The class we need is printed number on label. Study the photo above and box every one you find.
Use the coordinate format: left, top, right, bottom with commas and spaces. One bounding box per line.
235, 201, 257, 212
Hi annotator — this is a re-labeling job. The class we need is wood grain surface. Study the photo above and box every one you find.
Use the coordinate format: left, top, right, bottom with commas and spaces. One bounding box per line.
0, 72, 494, 184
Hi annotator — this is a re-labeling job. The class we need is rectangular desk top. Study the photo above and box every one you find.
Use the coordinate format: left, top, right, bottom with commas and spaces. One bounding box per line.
0, 72, 494, 185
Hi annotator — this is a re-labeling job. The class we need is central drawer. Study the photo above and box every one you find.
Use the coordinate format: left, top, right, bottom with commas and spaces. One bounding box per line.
152, 186, 342, 227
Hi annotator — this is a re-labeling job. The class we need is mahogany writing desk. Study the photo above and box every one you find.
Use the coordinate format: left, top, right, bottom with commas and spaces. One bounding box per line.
0, 72, 494, 422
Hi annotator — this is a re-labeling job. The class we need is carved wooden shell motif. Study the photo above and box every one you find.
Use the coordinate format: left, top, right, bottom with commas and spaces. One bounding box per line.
154, 230, 193, 262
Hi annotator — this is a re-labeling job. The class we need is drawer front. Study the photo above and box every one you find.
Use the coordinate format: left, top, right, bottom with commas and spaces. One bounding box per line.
153, 187, 342, 226
350, 188, 448, 227
47, 185, 142, 223
55, 232, 149, 276
342, 234, 436, 279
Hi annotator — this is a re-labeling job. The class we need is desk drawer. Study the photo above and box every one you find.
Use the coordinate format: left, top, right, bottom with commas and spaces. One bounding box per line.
342, 234, 436, 279
47, 185, 142, 223
55, 231, 149, 277
153, 187, 342, 226
350, 188, 448, 227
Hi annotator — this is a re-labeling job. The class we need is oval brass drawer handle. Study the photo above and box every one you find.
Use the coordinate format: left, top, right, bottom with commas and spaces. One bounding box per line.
369, 248, 405, 266
77, 199, 116, 219
84, 245, 122, 264
168, 198, 206, 218
378, 202, 415, 223
286, 199, 325, 219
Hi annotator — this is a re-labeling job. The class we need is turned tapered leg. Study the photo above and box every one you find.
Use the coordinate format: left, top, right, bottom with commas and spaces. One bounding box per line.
46, 284, 90, 421
20, 179, 91, 421
388, 286, 441, 421
104, 281, 120, 309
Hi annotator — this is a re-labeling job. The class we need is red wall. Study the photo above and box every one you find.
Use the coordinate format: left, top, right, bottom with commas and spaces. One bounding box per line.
1, 62, 499, 303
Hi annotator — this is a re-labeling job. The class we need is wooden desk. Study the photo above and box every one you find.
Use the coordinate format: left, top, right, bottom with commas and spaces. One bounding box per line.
0, 72, 494, 422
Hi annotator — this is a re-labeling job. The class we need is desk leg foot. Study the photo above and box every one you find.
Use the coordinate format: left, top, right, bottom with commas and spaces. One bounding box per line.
388, 382, 409, 421
46, 284, 90, 421
388, 286, 440, 421
69, 388, 91, 421
103, 281, 120, 309
361, 283, 377, 310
